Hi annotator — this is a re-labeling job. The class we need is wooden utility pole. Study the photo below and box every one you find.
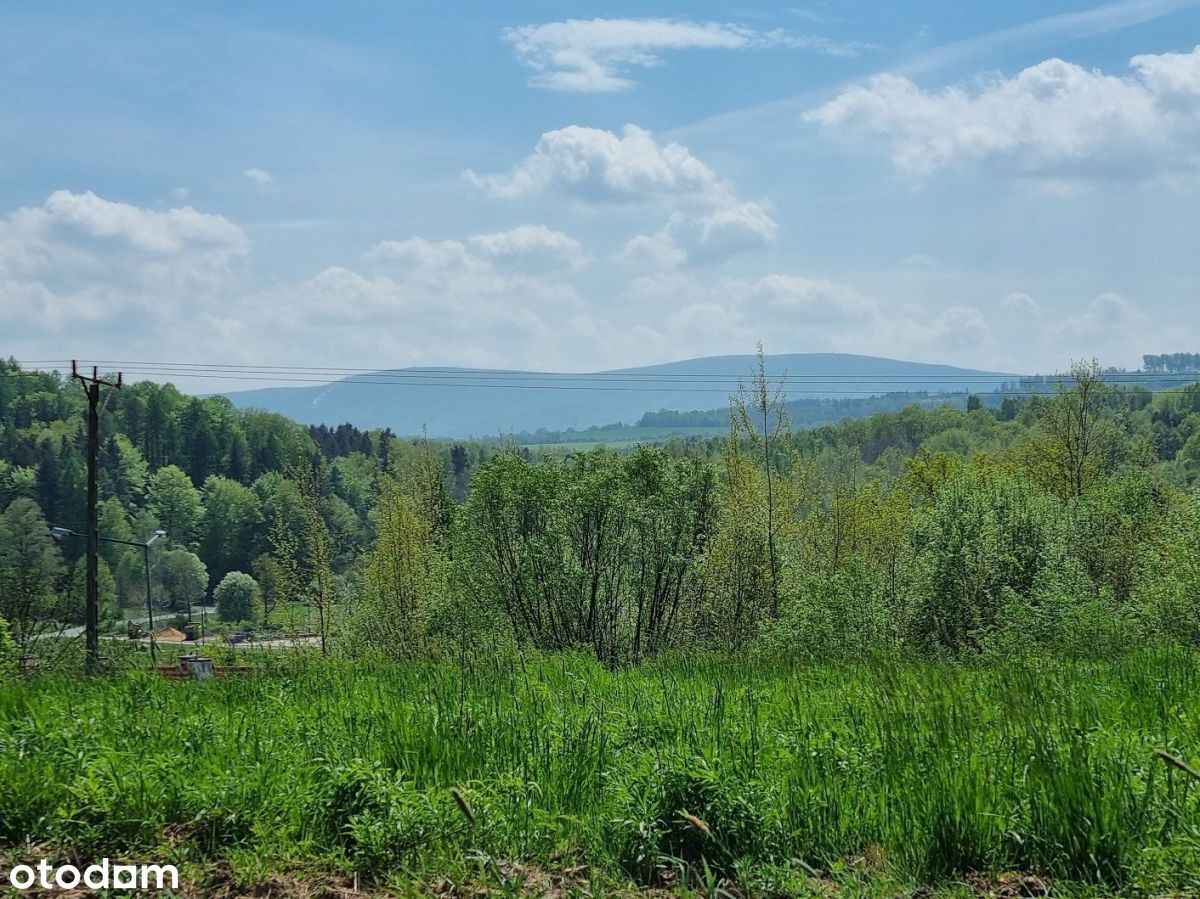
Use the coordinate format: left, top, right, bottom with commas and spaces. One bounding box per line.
72, 361, 121, 674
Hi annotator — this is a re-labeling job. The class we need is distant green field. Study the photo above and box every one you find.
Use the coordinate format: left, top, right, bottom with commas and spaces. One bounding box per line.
3, 650, 1199, 896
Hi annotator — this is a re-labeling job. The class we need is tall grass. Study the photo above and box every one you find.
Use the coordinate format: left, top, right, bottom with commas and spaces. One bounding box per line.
2, 649, 1199, 893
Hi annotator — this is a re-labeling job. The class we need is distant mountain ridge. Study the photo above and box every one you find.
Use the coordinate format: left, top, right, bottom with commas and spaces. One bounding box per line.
219, 353, 1020, 438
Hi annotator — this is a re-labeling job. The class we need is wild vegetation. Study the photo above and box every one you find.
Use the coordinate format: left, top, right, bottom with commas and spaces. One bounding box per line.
4, 651, 1200, 896
2, 354, 1200, 894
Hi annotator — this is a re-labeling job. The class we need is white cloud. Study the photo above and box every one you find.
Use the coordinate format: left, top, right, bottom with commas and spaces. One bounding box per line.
0, 192, 249, 358
618, 273, 1017, 368
911, 306, 994, 354
473, 124, 776, 266
0, 191, 247, 328
255, 229, 587, 370
621, 203, 778, 268
468, 124, 729, 203
1001, 291, 1041, 315
1132, 44, 1200, 98
368, 235, 478, 272
627, 271, 887, 356
4, 191, 1184, 386
618, 227, 689, 269
244, 168, 274, 187
0, 192, 590, 374
1060, 291, 1140, 338
503, 17, 866, 92
369, 224, 588, 275
467, 224, 589, 271
806, 45, 1200, 183
743, 274, 876, 322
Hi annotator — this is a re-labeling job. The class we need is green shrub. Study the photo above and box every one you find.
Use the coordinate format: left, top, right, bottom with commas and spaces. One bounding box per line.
908, 472, 1066, 651
616, 754, 771, 883
761, 559, 898, 659
214, 571, 263, 623
0, 614, 16, 674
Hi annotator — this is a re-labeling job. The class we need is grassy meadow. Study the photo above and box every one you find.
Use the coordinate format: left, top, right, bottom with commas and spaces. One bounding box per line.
3, 649, 1200, 896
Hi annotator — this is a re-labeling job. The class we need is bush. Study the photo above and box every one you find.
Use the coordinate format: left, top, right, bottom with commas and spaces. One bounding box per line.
907, 472, 1066, 651
306, 760, 458, 876
214, 571, 263, 623
0, 614, 16, 674
616, 754, 771, 883
1131, 491, 1200, 646
760, 560, 898, 660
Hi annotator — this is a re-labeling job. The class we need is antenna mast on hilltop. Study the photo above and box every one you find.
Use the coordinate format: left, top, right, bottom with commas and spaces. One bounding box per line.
72, 361, 122, 674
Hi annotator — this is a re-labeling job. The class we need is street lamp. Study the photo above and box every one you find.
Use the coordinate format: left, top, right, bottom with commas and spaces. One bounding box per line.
52, 527, 168, 663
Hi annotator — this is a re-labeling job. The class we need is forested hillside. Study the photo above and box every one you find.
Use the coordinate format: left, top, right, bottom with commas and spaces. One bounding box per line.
3, 354, 1200, 662
0, 358, 490, 646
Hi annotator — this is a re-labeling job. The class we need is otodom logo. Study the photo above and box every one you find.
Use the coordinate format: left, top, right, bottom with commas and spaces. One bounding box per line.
7, 858, 179, 891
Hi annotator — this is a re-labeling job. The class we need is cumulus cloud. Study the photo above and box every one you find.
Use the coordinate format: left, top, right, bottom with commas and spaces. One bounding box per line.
618, 228, 689, 269
911, 306, 994, 354
0, 191, 587, 374
471, 124, 775, 265
253, 228, 589, 370
1060, 291, 1140, 338
370, 224, 588, 275
331, 225, 587, 327
743, 274, 876, 323
4, 191, 1179, 385
805, 45, 1200, 183
466, 224, 590, 271
621, 204, 779, 268
619, 272, 1096, 369
503, 17, 866, 92
1001, 291, 1041, 315
0, 191, 248, 331
468, 124, 729, 203
627, 271, 886, 357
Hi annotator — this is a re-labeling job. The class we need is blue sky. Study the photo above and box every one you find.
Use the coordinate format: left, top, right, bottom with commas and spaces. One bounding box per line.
3, 0, 1199, 385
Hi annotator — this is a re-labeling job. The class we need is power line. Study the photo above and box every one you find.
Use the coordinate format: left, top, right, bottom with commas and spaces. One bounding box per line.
22, 361, 1200, 381
17, 368, 1199, 399
14, 359, 1200, 396
19, 359, 1038, 382
24, 358, 1200, 381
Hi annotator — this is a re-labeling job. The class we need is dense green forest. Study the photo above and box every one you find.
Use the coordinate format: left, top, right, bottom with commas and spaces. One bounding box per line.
2, 354, 1200, 662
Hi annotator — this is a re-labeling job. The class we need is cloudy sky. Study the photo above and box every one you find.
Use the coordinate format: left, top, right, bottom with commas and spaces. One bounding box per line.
3, 0, 1199, 387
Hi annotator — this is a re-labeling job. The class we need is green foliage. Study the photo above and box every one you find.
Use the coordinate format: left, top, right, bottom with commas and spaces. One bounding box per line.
147, 464, 202, 544
0, 497, 66, 645
762, 559, 898, 658
1132, 490, 1200, 646
199, 476, 264, 586
214, 571, 262, 623
67, 556, 118, 624
908, 471, 1065, 651
459, 447, 713, 664
617, 754, 770, 882
0, 613, 16, 673
157, 547, 209, 612
341, 474, 443, 658
2, 652, 1200, 893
